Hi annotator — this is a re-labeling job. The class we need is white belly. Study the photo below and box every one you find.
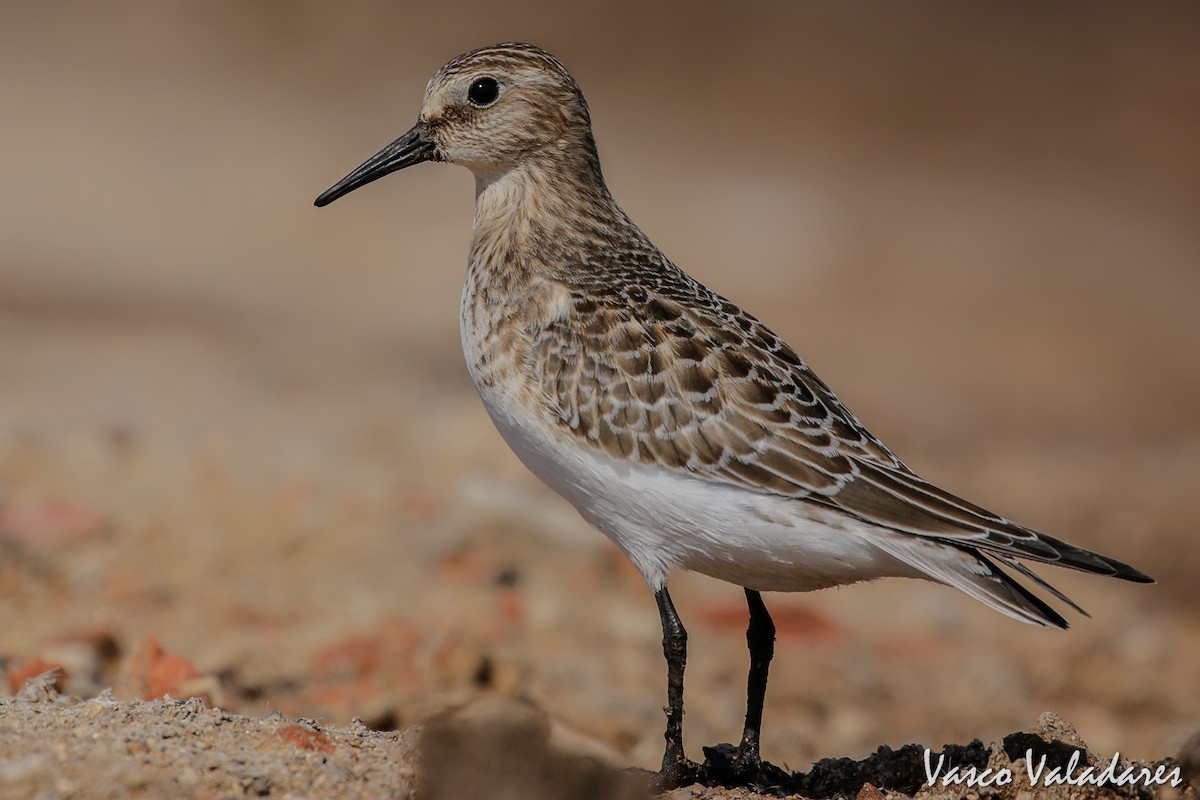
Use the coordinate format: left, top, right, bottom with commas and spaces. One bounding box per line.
469, 375, 917, 593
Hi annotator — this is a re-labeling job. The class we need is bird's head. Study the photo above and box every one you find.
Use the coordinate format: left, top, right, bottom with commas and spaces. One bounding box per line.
315, 43, 597, 207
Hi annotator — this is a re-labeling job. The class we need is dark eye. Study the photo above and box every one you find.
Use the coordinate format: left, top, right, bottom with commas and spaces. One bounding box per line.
467, 77, 501, 107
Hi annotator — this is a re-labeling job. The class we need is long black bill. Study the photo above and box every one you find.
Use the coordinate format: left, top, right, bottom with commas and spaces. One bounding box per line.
314, 124, 435, 207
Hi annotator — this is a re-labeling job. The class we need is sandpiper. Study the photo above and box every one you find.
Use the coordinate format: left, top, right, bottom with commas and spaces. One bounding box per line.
314, 43, 1152, 789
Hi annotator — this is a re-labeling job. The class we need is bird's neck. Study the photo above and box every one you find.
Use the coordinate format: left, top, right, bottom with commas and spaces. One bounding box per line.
469, 154, 632, 275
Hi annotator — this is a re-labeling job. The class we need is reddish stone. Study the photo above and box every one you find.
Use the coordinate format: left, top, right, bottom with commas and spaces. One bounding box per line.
0, 500, 106, 544
7, 658, 68, 694
697, 602, 843, 643
313, 634, 384, 677
135, 635, 210, 702
276, 724, 335, 754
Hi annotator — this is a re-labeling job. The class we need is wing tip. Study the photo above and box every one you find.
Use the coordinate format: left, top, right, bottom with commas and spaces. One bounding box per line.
1048, 538, 1155, 584
1112, 562, 1155, 584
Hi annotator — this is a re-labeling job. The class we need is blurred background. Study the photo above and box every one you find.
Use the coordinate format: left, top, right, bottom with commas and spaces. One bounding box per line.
1, 0, 1197, 773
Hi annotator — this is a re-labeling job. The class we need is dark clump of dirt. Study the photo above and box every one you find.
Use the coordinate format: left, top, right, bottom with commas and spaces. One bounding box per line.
678, 712, 1193, 800
698, 739, 989, 797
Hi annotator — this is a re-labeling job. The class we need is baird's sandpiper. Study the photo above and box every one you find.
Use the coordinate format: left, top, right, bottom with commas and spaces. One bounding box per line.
315, 42, 1152, 789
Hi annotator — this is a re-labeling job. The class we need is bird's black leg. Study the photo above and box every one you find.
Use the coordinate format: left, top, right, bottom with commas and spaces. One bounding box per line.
734, 588, 775, 777
652, 586, 701, 789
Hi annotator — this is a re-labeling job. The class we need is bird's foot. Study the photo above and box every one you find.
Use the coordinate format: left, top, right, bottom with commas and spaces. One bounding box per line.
700, 742, 791, 789
643, 756, 704, 792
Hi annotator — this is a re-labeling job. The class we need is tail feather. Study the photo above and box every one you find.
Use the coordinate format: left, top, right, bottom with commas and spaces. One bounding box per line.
992, 553, 1090, 618
872, 533, 1070, 628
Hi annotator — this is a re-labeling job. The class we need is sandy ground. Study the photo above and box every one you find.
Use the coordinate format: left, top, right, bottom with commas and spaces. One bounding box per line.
1, 673, 1194, 799
2, 3, 1199, 798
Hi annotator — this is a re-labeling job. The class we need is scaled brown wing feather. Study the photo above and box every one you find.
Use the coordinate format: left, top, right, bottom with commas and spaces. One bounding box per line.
534, 264, 909, 494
